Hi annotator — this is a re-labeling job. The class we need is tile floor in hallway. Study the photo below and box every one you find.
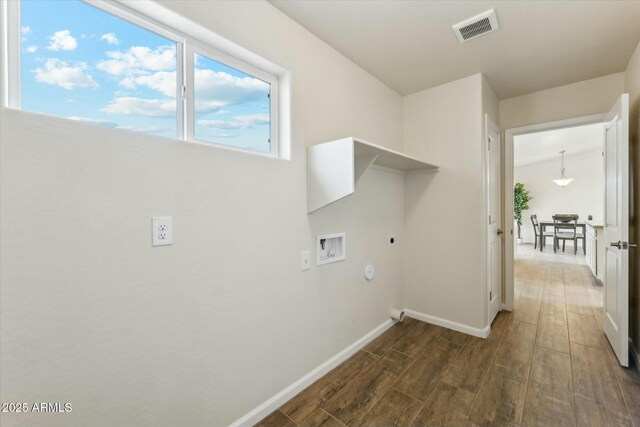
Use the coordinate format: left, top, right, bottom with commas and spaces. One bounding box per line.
255, 243, 640, 427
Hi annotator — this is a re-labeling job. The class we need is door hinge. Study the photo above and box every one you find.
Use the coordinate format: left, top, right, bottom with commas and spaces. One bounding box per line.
487, 138, 491, 150
490, 291, 492, 300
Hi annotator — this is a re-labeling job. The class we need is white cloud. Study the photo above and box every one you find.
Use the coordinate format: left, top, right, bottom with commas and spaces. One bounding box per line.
26, 46, 38, 53
22, 26, 32, 42
97, 46, 176, 76
98, 47, 269, 118
237, 114, 270, 126
195, 69, 269, 105
101, 97, 176, 117
210, 132, 239, 138
197, 119, 239, 130
33, 59, 98, 90
120, 68, 267, 107
97, 59, 127, 76
195, 100, 229, 115
128, 71, 176, 97
198, 114, 269, 130
100, 32, 119, 45
117, 77, 137, 90
117, 124, 168, 134
47, 30, 78, 51
67, 116, 118, 127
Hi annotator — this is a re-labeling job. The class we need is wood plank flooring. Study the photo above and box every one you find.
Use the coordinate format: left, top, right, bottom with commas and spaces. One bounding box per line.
256, 244, 640, 427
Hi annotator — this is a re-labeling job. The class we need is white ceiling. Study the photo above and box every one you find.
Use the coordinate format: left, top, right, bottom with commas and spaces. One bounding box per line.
269, 1, 640, 99
514, 123, 604, 168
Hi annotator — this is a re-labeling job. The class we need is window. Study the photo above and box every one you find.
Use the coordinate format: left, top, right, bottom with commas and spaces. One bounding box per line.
19, 0, 178, 139
193, 52, 272, 154
7, 0, 279, 156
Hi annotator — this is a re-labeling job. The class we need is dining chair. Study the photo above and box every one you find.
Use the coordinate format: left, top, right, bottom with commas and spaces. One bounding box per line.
530, 214, 553, 250
553, 214, 579, 222
574, 216, 586, 255
552, 214, 579, 254
553, 214, 585, 254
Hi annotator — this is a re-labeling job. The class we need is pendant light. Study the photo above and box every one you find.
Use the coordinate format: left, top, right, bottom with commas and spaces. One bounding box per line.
552, 150, 574, 187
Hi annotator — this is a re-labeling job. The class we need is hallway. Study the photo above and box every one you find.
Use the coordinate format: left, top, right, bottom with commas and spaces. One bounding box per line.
512, 243, 639, 426
256, 244, 640, 427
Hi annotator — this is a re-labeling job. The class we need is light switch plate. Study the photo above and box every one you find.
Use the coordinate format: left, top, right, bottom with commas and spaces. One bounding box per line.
152, 217, 173, 246
301, 250, 311, 271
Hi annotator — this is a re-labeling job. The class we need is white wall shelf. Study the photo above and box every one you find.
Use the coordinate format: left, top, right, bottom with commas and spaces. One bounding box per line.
307, 137, 438, 213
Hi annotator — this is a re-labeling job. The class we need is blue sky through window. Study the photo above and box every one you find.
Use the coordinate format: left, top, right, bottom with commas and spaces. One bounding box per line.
194, 53, 271, 153
20, 0, 271, 150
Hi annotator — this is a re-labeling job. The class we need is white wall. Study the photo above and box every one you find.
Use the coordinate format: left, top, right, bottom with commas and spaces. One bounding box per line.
499, 72, 625, 130
1, 0, 630, 425
0, 2, 407, 426
514, 150, 604, 243
403, 74, 494, 330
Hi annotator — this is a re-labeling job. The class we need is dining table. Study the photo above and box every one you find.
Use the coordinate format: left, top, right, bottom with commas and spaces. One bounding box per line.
538, 220, 586, 253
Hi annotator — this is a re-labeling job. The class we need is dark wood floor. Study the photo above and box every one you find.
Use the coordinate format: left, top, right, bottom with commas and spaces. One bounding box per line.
255, 244, 640, 427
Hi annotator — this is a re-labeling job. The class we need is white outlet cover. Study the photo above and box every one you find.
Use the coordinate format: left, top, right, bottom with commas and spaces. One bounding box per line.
301, 250, 311, 271
365, 264, 375, 281
152, 217, 173, 246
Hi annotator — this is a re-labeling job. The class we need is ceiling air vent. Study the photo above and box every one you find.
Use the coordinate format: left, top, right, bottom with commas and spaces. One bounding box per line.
452, 9, 499, 43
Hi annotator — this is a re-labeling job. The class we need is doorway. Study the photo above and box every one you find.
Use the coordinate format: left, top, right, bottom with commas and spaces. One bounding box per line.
504, 114, 607, 310
513, 122, 605, 259
503, 94, 631, 367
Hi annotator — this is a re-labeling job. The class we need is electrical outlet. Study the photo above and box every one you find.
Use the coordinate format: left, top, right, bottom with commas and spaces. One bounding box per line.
301, 250, 311, 271
152, 217, 173, 246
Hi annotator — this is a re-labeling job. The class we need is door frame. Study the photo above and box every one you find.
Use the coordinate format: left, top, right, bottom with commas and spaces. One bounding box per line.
485, 114, 502, 326
503, 113, 606, 311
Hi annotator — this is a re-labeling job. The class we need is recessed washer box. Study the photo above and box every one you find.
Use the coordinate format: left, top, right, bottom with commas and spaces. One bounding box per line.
317, 233, 345, 265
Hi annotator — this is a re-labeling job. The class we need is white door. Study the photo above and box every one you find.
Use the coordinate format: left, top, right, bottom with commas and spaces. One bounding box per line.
603, 94, 630, 367
487, 116, 502, 324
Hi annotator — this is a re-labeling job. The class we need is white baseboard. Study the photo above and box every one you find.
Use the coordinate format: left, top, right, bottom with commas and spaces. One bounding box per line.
229, 318, 395, 427
404, 309, 490, 338
630, 338, 640, 375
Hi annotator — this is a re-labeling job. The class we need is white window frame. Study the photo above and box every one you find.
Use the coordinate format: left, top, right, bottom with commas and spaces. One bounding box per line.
3, 0, 280, 158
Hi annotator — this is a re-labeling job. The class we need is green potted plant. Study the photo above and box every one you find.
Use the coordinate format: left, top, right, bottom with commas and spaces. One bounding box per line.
514, 183, 532, 243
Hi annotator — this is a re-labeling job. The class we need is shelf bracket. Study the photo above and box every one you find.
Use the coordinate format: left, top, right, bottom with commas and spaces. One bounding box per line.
354, 153, 379, 184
